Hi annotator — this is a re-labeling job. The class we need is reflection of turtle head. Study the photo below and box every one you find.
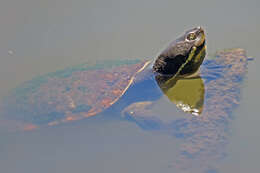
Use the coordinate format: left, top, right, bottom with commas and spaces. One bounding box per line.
153, 26, 206, 76
156, 75, 205, 116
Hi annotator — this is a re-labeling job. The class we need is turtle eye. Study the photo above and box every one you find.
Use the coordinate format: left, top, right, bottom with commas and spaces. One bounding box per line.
186, 32, 197, 41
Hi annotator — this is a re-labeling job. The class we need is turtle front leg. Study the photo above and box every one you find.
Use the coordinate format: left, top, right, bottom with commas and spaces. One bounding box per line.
121, 101, 165, 130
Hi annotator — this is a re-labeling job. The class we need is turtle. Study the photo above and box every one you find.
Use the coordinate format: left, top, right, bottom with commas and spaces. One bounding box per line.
0, 26, 249, 172
122, 48, 248, 172
0, 26, 206, 131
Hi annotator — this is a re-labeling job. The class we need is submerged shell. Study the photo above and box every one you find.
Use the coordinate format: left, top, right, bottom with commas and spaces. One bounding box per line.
0, 59, 148, 130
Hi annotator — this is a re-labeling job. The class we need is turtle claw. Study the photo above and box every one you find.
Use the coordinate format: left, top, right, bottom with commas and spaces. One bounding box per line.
121, 101, 164, 130
121, 101, 154, 119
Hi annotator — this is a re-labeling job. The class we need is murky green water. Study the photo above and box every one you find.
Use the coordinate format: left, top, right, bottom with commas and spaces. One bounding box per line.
0, 0, 259, 172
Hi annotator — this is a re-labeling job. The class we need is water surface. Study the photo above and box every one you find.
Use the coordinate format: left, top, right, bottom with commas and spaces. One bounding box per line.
0, 0, 260, 172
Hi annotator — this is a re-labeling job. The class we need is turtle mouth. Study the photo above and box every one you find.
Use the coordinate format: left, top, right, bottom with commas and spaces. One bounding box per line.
196, 39, 205, 51
192, 39, 206, 60
190, 39, 205, 57
194, 27, 205, 47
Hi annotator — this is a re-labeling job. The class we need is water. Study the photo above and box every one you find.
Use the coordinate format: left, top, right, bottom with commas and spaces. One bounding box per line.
0, 0, 260, 172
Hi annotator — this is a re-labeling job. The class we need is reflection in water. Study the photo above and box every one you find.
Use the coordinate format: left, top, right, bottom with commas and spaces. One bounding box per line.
156, 75, 205, 116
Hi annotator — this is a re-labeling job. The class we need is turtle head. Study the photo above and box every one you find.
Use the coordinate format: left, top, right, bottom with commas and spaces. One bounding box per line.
153, 26, 206, 76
